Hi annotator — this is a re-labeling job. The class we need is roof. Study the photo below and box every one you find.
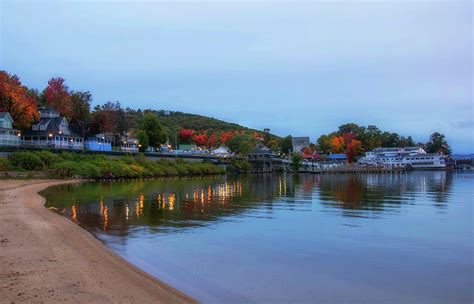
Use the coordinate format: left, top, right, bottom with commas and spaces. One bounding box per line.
0, 112, 12, 120
250, 143, 273, 155
23, 117, 81, 138
328, 153, 347, 159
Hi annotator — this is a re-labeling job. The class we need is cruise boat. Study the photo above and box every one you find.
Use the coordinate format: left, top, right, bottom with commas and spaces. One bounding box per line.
403, 153, 446, 169
358, 147, 446, 169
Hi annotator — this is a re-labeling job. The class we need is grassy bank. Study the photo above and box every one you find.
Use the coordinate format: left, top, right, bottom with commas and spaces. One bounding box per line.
0, 151, 225, 179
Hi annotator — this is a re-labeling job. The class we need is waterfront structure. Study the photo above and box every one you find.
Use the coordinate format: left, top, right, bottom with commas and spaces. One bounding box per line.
212, 146, 231, 157
291, 136, 310, 153
21, 107, 83, 150
120, 137, 139, 153
0, 112, 20, 147
358, 147, 446, 169
84, 135, 112, 152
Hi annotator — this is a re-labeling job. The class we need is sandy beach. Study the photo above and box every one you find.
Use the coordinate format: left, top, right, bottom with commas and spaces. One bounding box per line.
0, 180, 196, 303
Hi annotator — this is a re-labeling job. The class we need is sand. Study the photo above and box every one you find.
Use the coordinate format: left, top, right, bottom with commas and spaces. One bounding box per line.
0, 180, 196, 303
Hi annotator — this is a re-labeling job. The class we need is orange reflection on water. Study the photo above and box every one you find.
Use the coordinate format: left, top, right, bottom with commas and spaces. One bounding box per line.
71, 205, 77, 222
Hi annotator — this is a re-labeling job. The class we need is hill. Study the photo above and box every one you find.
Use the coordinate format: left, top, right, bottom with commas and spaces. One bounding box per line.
150, 110, 268, 136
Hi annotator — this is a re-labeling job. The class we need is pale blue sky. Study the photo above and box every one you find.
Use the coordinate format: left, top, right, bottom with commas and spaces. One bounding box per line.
1, 0, 472, 152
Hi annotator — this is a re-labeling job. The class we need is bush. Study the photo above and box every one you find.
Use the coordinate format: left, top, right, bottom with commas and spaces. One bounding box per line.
8, 152, 43, 171
0, 157, 12, 174
36, 151, 58, 168
75, 162, 101, 179
50, 161, 79, 178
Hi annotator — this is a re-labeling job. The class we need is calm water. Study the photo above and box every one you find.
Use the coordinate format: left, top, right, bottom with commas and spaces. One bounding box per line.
42, 172, 473, 303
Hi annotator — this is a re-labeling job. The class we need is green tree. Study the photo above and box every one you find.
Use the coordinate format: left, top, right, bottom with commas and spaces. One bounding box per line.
317, 134, 334, 154
138, 112, 167, 148
226, 134, 256, 156
426, 132, 451, 155
278, 135, 293, 155
70, 91, 92, 139
135, 130, 149, 152
290, 153, 301, 171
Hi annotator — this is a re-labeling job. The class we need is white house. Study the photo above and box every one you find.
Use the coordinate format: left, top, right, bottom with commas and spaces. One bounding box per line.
0, 112, 20, 147
21, 107, 83, 150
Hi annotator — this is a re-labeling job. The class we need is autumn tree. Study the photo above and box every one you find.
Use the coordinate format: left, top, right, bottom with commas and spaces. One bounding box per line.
0, 71, 39, 129
43, 77, 72, 119
220, 131, 234, 145
331, 133, 363, 163
178, 129, 194, 144
193, 134, 207, 146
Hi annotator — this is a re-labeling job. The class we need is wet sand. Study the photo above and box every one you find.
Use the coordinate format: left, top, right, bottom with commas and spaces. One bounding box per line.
0, 180, 196, 303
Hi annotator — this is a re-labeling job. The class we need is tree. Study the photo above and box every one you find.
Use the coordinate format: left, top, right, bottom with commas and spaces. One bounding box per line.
220, 131, 234, 145
206, 134, 218, 149
0, 71, 39, 129
331, 136, 345, 153
226, 134, 256, 156
278, 135, 293, 155
317, 134, 334, 154
138, 112, 166, 148
135, 130, 149, 152
290, 153, 302, 171
193, 134, 207, 146
178, 129, 194, 144
43, 77, 72, 119
70, 91, 92, 138
425, 132, 451, 155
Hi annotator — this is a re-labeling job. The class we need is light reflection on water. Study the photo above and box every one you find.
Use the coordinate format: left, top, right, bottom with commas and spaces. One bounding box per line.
42, 172, 473, 304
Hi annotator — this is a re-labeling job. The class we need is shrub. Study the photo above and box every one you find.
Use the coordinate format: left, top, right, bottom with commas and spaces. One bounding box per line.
36, 151, 58, 168
50, 161, 79, 178
8, 152, 43, 171
75, 162, 101, 179
0, 157, 12, 174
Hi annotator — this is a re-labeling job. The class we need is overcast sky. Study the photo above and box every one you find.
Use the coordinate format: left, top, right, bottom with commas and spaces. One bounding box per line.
1, 0, 472, 153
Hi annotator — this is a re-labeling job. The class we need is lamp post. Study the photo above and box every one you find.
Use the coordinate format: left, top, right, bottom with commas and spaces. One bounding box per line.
17, 132, 21, 151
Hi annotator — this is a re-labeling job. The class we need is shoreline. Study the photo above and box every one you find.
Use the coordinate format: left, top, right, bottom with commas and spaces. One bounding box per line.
0, 179, 196, 303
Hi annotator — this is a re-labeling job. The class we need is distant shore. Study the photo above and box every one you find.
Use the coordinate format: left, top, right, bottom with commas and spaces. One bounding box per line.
0, 179, 195, 303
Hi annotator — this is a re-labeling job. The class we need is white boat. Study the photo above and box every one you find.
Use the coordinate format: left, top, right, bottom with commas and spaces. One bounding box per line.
358, 147, 446, 169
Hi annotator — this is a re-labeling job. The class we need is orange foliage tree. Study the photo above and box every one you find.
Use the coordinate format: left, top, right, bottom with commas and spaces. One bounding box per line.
43, 77, 72, 119
0, 71, 39, 129
331, 133, 363, 163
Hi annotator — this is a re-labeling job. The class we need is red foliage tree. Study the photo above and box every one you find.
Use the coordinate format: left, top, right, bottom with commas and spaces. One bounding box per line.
193, 134, 207, 146
43, 77, 72, 119
207, 134, 218, 149
178, 129, 194, 144
0, 71, 39, 129
220, 131, 234, 145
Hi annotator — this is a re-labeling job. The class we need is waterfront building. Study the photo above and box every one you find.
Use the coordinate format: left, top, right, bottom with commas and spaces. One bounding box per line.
120, 137, 139, 153
0, 112, 20, 147
21, 107, 83, 150
291, 136, 310, 153
212, 146, 231, 158
84, 134, 112, 152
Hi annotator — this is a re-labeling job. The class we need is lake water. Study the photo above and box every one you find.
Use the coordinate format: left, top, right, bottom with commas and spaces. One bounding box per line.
42, 172, 473, 303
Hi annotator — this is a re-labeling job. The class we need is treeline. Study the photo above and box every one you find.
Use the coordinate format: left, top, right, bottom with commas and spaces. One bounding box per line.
0, 151, 225, 179
313, 123, 451, 157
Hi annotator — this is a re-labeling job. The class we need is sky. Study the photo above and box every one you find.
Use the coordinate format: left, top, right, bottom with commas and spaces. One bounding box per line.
0, 0, 472, 153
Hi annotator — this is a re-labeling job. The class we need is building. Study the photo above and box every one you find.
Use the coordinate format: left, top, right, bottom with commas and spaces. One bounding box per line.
291, 136, 310, 153
120, 137, 139, 153
84, 134, 112, 152
211, 146, 231, 158
21, 107, 83, 150
0, 112, 20, 147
